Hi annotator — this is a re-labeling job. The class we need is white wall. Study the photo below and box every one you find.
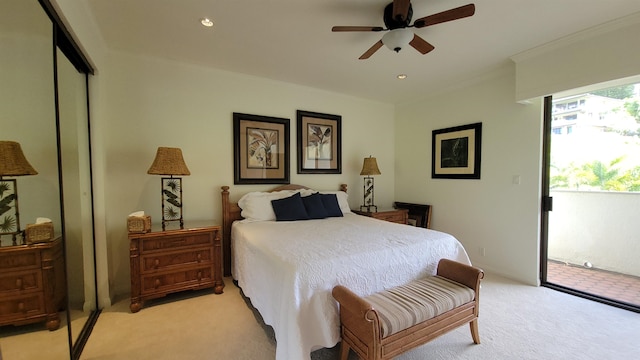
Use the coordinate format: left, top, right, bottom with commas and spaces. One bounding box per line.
99, 51, 395, 297
395, 66, 544, 285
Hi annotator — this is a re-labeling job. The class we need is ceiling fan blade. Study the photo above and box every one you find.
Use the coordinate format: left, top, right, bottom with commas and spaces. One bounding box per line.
392, 0, 411, 22
332, 26, 384, 32
409, 34, 435, 54
413, 4, 475, 28
359, 40, 384, 60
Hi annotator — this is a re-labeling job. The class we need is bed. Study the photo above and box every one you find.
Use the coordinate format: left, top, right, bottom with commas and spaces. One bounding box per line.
220, 184, 471, 360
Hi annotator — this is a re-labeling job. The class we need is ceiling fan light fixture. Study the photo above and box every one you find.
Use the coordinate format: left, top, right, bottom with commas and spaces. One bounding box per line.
382, 28, 413, 53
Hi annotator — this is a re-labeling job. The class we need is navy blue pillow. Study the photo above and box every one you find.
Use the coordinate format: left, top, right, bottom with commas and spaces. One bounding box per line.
271, 193, 309, 221
320, 193, 343, 217
302, 193, 329, 219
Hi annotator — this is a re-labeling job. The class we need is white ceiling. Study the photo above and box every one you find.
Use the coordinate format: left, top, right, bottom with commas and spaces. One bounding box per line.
85, 0, 640, 104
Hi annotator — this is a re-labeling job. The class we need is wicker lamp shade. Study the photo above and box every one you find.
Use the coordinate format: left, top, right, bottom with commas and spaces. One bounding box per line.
0, 141, 38, 177
360, 156, 381, 176
147, 147, 190, 176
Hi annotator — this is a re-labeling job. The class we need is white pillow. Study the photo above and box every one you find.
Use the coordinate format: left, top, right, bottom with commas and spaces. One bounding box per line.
238, 190, 296, 221
298, 188, 316, 197
319, 191, 351, 214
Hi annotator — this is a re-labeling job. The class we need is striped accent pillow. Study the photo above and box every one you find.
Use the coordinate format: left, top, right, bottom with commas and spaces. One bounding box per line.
364, 276, 475, 338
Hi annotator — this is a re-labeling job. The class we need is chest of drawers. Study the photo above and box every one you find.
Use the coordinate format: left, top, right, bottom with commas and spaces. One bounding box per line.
0, 236, 66, 330
128, 224, 224, 312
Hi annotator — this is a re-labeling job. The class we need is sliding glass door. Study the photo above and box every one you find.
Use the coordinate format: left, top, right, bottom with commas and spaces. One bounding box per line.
541, 83, 640, 312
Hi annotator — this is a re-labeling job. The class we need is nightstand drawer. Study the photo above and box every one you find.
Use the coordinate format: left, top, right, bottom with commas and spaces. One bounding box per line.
0, 292, 45, 321
375, 212, 407, 224
140, 232, 213, 252
353, 209, 408, 225
0, 269, 42, 293
140, 248, 213, 273
0, 251, 41, 271
140, 267, 213, 295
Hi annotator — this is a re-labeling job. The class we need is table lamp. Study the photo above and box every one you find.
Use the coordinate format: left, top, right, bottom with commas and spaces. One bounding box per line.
0, 141, 38, 244
359, 156, 381, 212
147, 147, 190, 230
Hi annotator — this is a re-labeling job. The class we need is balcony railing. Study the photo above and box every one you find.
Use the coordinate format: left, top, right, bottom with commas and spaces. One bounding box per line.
548, 190, 640, 277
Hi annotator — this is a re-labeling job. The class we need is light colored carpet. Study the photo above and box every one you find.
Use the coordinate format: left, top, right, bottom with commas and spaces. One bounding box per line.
0, 308, 90, 360
76, 273, 639, 360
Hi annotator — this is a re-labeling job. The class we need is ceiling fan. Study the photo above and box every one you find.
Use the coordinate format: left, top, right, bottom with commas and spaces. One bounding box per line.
332, 0, 475, 59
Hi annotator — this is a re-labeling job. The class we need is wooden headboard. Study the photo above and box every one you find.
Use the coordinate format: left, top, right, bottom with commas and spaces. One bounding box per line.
220, 184, 348, 276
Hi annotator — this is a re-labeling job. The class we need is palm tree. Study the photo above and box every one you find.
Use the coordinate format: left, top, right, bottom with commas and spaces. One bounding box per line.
623, 166, 640, 191
581, 157, 625, 190
308, 125, 331, 159
551, 157, 640, 192
249, 129, 277, 167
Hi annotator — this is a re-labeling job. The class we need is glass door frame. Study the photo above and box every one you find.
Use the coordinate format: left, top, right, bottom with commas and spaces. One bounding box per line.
539, 96, 640, 314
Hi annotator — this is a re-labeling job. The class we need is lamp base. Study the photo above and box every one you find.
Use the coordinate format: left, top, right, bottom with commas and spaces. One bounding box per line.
161, 218, 184, 231
160, 177, 184, 231
0, 231, 23, 246
362, 176, 377, 213
359, 205, 378, 213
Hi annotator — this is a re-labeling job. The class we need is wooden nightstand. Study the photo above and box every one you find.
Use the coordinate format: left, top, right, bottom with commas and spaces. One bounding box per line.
128, 223, 224, 313
353, 209, 409, 225
0, 236, 66, 330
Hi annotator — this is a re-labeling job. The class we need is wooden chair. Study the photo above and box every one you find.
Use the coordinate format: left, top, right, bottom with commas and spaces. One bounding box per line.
393, 202, 432, 229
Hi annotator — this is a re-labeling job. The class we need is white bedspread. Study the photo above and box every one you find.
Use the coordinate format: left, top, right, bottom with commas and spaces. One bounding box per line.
231, 213, 470, 360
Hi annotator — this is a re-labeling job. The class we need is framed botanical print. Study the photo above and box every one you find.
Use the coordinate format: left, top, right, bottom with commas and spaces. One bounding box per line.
296, 110, 342, 174
233, 113, 290, 184
432, 122, 482, 179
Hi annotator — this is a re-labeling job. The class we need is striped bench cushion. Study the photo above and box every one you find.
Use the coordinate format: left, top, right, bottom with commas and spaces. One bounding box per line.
364, 276, 475, 338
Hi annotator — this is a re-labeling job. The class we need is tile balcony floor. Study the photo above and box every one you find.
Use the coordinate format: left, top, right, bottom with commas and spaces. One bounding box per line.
547, 260, 640, 307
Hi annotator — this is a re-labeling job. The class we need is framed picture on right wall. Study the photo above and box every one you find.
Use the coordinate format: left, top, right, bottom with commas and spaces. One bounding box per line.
432, 122, 482, 179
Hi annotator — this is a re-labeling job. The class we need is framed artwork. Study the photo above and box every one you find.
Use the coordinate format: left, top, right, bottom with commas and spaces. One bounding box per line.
296, 110, 342, 174
233, 113, 290, 184
432, 122, 482, 179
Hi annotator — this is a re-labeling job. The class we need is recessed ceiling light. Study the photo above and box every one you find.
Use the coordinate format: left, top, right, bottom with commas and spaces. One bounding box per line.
200, 18, 214, 27
397, 74, 407, 80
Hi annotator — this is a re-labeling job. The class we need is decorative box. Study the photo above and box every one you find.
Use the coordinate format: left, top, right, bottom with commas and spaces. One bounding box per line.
25, 222, 54, 244
127, 215, 152, 233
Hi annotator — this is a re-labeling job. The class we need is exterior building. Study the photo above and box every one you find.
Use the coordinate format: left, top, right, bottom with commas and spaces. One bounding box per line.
552, 93, 637, 135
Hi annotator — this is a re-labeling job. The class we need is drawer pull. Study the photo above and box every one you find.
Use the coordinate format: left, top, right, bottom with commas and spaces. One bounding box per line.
18, 302, 25, 312
197, 253, 202, 262
154, 259, 160, 268
15, 278, 23, 289
197, 271, 202, 280
154, 279, 161, 288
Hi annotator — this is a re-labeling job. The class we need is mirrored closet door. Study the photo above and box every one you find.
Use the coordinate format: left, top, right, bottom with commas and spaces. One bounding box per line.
0, 0, 98, 359
56, 45, 98, 356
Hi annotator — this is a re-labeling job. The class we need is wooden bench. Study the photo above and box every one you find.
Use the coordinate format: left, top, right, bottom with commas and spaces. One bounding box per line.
332, 259, 484, 360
